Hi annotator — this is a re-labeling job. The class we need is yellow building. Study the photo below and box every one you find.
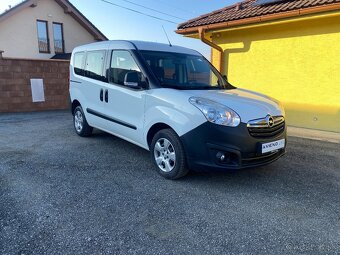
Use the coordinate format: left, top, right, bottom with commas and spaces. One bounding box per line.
177, 0, 340, 133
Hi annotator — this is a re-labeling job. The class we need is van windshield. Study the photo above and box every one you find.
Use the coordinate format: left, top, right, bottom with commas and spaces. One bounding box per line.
139, 50, 234, 90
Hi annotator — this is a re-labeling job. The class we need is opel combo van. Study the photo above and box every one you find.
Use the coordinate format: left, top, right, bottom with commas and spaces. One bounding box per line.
69, 40, 286, 179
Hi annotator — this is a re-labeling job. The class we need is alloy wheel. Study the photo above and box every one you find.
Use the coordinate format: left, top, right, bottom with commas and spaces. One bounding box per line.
153, 138, 176, 172
74, 110, 84, 133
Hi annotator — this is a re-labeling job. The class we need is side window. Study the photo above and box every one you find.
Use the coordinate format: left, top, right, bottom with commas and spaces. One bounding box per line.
73, 52, 85, 76
109, 50, 141, 86
85, 50, 106, 81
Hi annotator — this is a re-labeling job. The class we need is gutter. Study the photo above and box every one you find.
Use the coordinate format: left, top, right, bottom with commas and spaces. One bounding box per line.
176, 3, 340, 35
198, 28, 224, 73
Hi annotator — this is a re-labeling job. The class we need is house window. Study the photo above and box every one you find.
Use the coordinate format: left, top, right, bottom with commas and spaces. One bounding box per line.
53, 23, 64, 54
36, 20, 50, 53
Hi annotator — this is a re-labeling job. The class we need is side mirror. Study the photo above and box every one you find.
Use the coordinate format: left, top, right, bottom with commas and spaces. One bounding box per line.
124, 71, 140, 88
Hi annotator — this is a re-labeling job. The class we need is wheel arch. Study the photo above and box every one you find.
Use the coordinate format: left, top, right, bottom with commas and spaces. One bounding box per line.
146, 123, 173, 148
144, 105, 206, 150
71, 100, 81, 114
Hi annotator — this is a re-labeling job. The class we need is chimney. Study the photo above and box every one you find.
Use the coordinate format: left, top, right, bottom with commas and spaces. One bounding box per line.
235, 3, 242, 11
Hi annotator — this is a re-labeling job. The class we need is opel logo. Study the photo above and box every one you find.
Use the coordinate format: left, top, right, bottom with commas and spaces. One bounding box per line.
266, 115, 274, 127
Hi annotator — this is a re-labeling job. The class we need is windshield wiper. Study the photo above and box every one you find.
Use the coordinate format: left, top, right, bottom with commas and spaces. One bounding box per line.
178, 85, 222, 90
161, 83, 227, 90
161, 83, 180, 89
200, 86, 221, 90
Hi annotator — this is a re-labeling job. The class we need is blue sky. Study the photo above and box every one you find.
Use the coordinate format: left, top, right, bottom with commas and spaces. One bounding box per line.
0, 0, 238, 57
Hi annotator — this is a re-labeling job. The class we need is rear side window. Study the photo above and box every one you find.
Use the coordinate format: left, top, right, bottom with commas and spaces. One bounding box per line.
85, 50, 106, 81
109, 50, 141, 86
73, 52, 85, 76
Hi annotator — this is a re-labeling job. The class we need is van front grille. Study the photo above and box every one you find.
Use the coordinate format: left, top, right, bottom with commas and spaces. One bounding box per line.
247, 116, 285, 139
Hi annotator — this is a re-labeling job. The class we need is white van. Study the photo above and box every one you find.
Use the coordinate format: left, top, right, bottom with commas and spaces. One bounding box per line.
69, 40, 286, 179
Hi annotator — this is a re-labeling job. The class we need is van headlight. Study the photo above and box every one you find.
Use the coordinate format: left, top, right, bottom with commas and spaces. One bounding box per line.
189, 97, 240, 127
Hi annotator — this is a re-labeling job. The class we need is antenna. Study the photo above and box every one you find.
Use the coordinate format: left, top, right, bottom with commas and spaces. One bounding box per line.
162, 25, 172, 47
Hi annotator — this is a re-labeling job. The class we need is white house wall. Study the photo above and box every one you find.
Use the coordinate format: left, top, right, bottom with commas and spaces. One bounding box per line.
0, 0, 98, 59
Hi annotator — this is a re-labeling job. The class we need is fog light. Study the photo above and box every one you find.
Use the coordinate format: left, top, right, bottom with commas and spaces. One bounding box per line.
216, 152, 226, 162
216, 151, 232, 163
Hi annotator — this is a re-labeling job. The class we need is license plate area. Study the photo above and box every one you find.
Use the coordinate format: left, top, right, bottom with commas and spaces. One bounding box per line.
261, 139, 285, 154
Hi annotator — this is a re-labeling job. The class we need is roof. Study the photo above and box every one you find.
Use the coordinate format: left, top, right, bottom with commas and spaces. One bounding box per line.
177, 0, 340, 34
73, 40, 201, 56
132, 41, 201, 55
0, 0, 108, 40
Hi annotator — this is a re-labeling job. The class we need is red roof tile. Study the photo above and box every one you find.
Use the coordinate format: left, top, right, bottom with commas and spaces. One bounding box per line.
177, 0, 340, 30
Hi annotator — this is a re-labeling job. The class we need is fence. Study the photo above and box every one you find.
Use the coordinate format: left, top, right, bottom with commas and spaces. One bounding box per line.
0, 52, 70, 113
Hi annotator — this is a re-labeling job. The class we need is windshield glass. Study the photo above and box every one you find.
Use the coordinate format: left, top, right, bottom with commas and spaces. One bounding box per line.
140, 50, 234, 90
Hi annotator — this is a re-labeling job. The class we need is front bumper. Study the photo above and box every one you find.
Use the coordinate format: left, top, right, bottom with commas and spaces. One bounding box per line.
180, 122, 286, 171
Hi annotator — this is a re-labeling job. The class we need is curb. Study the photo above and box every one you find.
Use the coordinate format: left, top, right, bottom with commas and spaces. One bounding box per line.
287, 126, 340, 144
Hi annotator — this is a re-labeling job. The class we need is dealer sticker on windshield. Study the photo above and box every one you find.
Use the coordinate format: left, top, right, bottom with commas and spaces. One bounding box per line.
261, 139, 285, 154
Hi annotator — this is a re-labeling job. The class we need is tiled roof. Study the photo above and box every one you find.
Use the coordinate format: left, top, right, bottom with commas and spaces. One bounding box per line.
177, 0, 340, 30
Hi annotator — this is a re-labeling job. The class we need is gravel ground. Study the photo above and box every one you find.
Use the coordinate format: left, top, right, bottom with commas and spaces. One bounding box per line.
0, 111, 339, 255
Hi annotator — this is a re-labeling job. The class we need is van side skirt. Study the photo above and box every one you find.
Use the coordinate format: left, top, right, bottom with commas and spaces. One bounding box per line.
86, 108, 137, 130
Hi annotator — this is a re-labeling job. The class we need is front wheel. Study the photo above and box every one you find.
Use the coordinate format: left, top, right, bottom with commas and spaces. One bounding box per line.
150, 129, 189, 179
73, 106, 93, 137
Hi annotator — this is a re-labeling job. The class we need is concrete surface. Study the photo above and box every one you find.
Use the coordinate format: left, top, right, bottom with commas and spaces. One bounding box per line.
288, 126, 340, 144
0, 111, 339, 255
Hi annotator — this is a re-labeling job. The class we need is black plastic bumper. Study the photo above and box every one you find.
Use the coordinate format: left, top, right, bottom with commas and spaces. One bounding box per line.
180, 122, 286, 171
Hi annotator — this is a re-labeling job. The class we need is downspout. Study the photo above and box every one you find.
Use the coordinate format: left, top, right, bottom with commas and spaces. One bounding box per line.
198, 28, 224, 73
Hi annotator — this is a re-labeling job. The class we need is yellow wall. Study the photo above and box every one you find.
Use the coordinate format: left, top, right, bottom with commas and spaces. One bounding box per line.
211, 13, 340, 132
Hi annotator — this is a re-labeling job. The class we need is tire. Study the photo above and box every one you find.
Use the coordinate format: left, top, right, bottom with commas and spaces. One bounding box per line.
73, 105, 93, 137
150, 129, 189, 179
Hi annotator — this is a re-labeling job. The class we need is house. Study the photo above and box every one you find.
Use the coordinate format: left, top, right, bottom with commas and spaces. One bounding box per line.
176, 0, 340, 133
0, 0, 107, 59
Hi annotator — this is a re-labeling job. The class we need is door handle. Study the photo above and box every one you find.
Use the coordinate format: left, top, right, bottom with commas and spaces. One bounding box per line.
105, 89, 108, 103
100, 89, 103, 101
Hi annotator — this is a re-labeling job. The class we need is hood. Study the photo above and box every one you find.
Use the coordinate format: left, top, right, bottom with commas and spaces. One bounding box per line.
185, 88, 284, 123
